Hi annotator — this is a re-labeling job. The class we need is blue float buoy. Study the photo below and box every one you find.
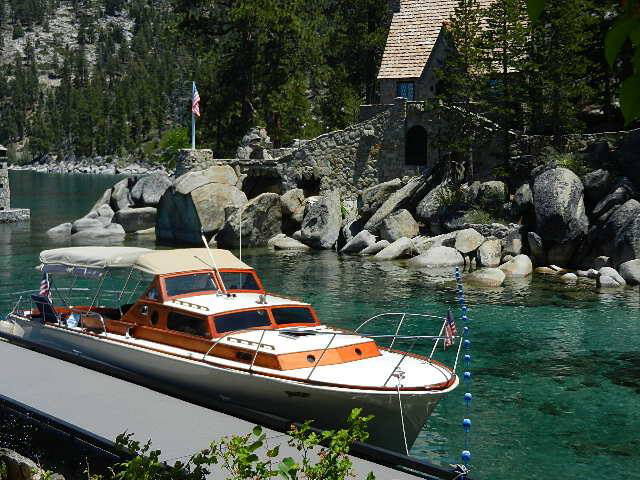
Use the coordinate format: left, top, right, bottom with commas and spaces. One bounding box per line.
463, 418, 472, 432
464, 354, 472, 365
464, 339, 471, 349
463, 371, 472, 381
464, 392, 472, 406
461, 450, 472, 464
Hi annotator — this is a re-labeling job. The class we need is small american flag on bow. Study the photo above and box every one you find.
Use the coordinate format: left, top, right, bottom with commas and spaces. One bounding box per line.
39, 271, 50, 299
192, 83, 201, 118
444, 309, 457, 349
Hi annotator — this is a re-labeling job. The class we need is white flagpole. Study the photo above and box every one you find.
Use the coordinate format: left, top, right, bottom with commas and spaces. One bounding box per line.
191, 81, 196, 150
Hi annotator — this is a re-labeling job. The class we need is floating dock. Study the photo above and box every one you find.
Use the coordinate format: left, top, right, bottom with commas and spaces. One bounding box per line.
0, 333, 469, 479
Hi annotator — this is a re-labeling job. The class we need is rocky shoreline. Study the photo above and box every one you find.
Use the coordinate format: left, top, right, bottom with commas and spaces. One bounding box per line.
10, 156, 170, 176
44, 127, 640, 292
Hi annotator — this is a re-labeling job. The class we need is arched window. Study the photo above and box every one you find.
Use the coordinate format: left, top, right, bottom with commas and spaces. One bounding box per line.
405, 126, 428, 165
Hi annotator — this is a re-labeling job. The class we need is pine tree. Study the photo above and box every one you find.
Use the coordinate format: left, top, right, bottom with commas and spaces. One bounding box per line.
525, 0, 596, 135
481, 0, 529, 152
431, 0, 489, 182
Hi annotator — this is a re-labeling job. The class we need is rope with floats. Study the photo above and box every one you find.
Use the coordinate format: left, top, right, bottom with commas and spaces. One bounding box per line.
455, 267, 472, 478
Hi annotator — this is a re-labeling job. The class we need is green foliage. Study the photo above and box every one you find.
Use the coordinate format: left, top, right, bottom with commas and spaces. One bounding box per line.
157, 127, 189, 168
96, 409, 374, 480
548, 152, 591, 177
434, 184, 466, 211
0, 459, 6, 479
286, 408, 374, 480
529, 0, 640, 125
464, 208, 495, 225
1, 0, 391, 160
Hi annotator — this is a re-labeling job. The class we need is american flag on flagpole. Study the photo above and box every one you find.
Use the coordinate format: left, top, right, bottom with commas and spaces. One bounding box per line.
192, 84, 201, 118
444, 309, 457, 349
39, 271, 50, 299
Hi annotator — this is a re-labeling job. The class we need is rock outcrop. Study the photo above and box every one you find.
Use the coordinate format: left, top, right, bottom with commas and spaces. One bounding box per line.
131, 173, 171, 206
300, 190, 342, 249
374, 237, 415, 260
114, 207, 157, 233
341, 230, 377, 254
379, 209, 419, 242
217, 193, 282, 247
467, 268, 506, 287
499, 254, 533, 277
477, 239, 502, 267
157, 166, 247, 244
359, 178, 403, 219
533, 168, 588, 266
268, 233, 310, 250
364, 177, 424, 232
407, 246, 465, 268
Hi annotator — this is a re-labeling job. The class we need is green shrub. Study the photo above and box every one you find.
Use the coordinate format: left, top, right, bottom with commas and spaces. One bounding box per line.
157, 127, 189, 169
552, 152, 591, 177
434, 184, 466, 211
103, 409, 374, 480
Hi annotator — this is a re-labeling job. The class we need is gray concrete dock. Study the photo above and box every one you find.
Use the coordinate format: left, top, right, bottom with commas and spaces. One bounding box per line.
0, 339, 430, 479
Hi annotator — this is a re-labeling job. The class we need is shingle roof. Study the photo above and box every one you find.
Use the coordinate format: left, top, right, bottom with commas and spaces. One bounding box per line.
378, 0, 490, 80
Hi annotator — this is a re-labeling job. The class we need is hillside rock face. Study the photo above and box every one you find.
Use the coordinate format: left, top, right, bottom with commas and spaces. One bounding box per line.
156, 166, 247, 244
533, 168, 588, 265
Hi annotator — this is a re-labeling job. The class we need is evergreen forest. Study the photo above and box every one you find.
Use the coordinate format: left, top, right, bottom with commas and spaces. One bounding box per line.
0, 0, 636, 163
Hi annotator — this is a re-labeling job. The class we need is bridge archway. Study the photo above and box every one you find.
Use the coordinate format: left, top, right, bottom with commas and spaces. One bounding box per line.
405, 126, 428, 166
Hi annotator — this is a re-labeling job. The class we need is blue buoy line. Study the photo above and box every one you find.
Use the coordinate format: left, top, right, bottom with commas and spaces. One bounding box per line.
455, 267, 472, 478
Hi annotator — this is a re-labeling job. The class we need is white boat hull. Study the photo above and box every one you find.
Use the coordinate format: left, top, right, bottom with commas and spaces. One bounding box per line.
0, 317, 456, 452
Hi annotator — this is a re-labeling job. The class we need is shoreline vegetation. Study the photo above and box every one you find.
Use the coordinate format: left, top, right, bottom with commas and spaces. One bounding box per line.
0, 409, 377, 480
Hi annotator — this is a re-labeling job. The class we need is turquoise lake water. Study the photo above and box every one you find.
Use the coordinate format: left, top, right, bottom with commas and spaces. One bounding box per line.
1, 171, 639, 479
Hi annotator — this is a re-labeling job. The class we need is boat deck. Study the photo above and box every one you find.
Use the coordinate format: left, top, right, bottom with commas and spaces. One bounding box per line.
0, 336, 463, 479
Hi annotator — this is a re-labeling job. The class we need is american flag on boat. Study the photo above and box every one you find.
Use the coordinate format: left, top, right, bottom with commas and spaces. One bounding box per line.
39, 271, 50, 298
192, 84, 201, 117
444, 309, 457, 348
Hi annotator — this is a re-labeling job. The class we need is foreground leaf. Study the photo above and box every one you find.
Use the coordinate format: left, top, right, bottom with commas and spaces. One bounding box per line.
620, 74, 640, 124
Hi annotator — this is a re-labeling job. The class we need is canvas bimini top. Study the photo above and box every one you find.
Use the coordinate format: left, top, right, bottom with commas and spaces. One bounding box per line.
133, 248, 252, 275
38, 247, 252, 276
39, 247, 152, 273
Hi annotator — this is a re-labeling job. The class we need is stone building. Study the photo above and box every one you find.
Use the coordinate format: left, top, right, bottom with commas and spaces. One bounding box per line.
377, 0, 490, 104
0, 146, 9, 211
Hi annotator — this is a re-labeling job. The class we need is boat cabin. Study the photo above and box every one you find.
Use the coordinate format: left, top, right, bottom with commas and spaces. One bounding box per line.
30, 247, 378, 372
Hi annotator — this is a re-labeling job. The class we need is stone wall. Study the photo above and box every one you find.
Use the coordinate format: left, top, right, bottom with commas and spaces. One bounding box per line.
514, 129, 640, 157
0, 208, 30, 223
277, 111, 392, 198
0, 162, 9, 210
175, 149, 215, 177
177, 99, 509, 201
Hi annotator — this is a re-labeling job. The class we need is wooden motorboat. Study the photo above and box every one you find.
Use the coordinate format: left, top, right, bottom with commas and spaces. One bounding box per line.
0, 246, 460, 453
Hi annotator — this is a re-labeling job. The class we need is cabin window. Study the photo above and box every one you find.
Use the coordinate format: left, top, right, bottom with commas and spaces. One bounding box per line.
167, 311, 211, 338
139, 305, 149, 316
147, 288, 158, 300
150, 310, 159, 326
214, 309, 271, 334
164, 273, 217, 297
272, 307, 315, 325
219, 272, 260, 291
396, 81, 415, 101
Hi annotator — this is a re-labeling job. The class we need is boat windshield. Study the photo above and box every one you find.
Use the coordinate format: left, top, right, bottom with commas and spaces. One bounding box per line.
164, 273, 217, 297
219, 271, 260, 291
272, 307, 316, 325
